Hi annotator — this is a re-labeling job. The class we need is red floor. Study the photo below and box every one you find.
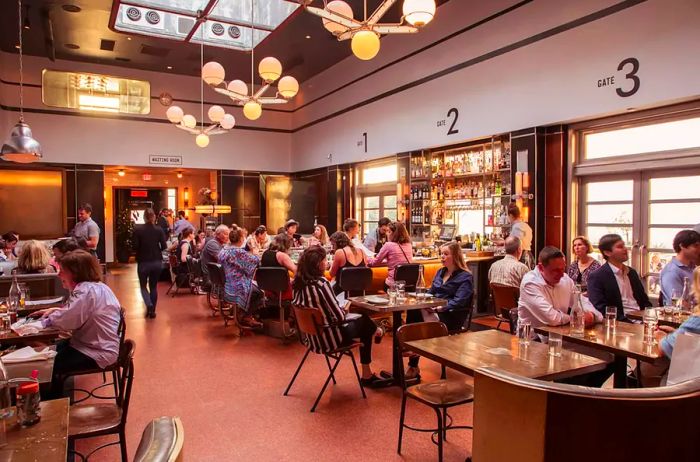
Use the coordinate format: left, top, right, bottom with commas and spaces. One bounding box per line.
76, 265, 475, 461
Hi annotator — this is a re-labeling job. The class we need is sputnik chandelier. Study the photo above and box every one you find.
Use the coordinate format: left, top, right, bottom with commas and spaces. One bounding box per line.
166, 41, 235, 148
201, 0, 299, 121
302, 0, 436, 60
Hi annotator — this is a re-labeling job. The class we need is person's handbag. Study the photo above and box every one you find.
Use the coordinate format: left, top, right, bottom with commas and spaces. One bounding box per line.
666, 332, 700, 385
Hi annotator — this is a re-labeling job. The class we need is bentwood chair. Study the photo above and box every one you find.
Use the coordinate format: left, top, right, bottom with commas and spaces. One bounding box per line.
256, 267, 295, 341
69, 339, 136, 462
185, 255, 203, 294
337, 266, 373, 298
166, 254, 182, 297
284, 305, 366, 412
490, 283, 520, 332
394, 264, 421, 292
206, 262, 247, 333
133, 417, 185, 462
396, 322, 474, 462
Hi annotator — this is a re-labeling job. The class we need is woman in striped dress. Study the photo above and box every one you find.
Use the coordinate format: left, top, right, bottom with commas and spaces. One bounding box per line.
292, 246, 383, 388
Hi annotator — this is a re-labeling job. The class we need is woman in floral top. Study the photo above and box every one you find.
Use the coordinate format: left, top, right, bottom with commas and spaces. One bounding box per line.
219, 225, 262, 327
567, 236, 601, 291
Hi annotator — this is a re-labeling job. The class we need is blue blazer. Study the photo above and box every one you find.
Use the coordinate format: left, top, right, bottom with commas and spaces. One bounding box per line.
429, 267, 473, 312
587, 262, 651, 320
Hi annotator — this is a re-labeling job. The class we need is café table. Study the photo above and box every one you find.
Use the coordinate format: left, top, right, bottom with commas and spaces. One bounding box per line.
404, 329, 607, 381
626, 309, 692, 328
349, 295, 447, 386
535, 323, 666, 388
0, 328, 63, 347
0, 398, 69, 462
17, 295, 66, 318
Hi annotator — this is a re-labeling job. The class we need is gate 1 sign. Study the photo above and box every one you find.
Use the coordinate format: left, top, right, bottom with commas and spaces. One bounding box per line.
149, 155, 182, 166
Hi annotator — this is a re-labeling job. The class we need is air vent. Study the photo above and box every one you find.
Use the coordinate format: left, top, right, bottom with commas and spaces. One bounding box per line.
100, 39, 115, 51
177, 17, 195, 35
115, 57, 131, 62
140, 45, 169, 57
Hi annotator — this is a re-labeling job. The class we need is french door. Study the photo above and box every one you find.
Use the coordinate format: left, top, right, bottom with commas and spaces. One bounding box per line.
579, 170, 700, 297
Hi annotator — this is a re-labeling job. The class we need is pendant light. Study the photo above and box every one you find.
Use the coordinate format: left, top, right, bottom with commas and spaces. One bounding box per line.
1, 0, 42, 163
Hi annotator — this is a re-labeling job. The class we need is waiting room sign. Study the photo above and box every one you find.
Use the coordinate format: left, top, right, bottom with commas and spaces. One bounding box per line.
149, 155, 182, 166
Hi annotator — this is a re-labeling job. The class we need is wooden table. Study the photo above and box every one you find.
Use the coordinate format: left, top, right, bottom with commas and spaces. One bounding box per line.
535, 323, 665, 388
0, 398, 69, 462
350, 295, 447, 386
626, 309, 691, 328
0, 329, 63, 347
404, 329, 608, 381
17, 296, 65, 318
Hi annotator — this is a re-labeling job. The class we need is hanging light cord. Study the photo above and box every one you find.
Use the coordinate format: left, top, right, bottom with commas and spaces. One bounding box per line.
18, 0, 24, 122
250, 0, 255, 95
200, 39, 204, 130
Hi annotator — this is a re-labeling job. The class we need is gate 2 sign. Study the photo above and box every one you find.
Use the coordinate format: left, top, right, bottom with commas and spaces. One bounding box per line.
597, 57, 640, 98
149, 155, 182, 166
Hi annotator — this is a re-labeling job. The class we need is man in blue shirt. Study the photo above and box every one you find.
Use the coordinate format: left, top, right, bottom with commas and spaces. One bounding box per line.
172, 210, 195, 238
659, 229, 700, 307
660, 315, 700, 358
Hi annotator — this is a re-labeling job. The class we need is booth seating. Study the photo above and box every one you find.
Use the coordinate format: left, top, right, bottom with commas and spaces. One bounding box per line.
133, 417, 185, 462
0, 273, 69, 300
472, 367, 700, 462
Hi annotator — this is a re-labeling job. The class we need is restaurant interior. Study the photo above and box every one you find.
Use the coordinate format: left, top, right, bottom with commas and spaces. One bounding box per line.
0, 0, 699, 461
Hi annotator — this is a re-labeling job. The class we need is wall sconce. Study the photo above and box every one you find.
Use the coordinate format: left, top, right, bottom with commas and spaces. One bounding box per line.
118, 169, 125, 177
176, 171, 183, 179
183, 187, 189, 208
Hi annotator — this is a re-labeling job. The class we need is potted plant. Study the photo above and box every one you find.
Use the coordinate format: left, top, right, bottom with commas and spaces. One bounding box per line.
115, 208, 135, 263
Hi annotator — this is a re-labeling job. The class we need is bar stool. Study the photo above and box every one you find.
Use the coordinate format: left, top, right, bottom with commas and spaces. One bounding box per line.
255, 267, 295, 342
394, 263, 420, 291
337, 266, 373, 298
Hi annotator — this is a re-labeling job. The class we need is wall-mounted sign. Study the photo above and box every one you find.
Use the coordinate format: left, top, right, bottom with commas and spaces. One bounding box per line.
437, 108, 459, 135
149, 155, 182, 166
130, 190, 148, 197
597, 57, 640, 98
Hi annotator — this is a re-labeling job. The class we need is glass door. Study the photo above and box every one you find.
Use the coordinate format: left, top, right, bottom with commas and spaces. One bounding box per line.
580, 170, 700, 297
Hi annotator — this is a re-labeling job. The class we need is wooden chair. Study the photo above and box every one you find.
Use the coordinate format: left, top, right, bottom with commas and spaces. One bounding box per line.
396, 322, 474, 462
473, 367, 700, 462
283, 305, 366, 412
69, 339, 136, 462
337, 266, 373, 298
256, 267, 294, 341
490, 283, 520, 332
133, 417, 185, 462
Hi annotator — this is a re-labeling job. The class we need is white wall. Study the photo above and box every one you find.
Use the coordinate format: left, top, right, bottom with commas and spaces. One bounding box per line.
1, 0, 699, 172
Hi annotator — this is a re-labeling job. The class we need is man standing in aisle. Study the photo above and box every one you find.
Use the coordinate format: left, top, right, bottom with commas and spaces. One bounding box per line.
343, 218, 374, 257
172, 210, 195, 238
363, 217, 392, 254
157, 208, 171, 237
488, 236, 529, 288
71, 204, 100, 256
200, 225, 230, 291
507, 204, 534, 269
587, 234, 652, 320
659, 229, 700, 307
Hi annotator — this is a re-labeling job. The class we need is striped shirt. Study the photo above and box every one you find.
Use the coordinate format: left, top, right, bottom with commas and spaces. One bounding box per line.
488, 254, 529, 288
292, 278, 345, 354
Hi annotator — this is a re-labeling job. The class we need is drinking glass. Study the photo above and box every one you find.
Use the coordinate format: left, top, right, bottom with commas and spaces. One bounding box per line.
517, 319, 531, 346
395, 281, 406, 303
605, 306, 617, 330
387, 285, 397, 305
643, 308, 658, 344
548, 332, 563, 357
0, 314, 10, 336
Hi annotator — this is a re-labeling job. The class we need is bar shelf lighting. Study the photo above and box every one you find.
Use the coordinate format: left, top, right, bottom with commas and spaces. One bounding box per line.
194, 205, 231, 214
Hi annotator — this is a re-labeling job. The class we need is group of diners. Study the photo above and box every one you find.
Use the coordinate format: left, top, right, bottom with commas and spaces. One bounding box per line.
487, 228, 700, 386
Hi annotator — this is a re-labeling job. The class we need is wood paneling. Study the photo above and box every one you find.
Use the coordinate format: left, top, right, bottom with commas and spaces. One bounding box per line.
544, 128, 566, 250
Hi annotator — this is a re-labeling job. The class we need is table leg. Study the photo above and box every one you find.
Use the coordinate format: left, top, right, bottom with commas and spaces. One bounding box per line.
613, 355, 628, 388
377, 311, 405, 387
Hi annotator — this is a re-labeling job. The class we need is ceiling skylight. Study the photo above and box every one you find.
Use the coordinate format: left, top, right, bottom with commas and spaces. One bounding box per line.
111, 0, 299, 51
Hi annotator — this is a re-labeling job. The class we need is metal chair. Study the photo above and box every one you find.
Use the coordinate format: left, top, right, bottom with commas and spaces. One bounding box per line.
206, 262, 246, 333
395, 263, 421, 291
256, 267, 294, 341
337, 266, 373, 298
165, 254, 181, 297
68, 339, 136, 462
396, 322, 474, 462
283, 305, 366, 412
185, 255, 203, 294
490, 283, 520, 332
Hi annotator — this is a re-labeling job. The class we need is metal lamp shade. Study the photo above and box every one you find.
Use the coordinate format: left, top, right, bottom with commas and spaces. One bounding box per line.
1, 120, 43, 163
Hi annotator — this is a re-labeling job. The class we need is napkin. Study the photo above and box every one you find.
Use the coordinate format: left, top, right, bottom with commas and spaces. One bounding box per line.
1, 346, 56, 363
11, 319, 45, 337
486, 347, 512, 356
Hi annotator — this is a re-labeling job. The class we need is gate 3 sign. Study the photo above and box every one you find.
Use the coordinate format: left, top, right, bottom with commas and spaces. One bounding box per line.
149, 155, 182, 166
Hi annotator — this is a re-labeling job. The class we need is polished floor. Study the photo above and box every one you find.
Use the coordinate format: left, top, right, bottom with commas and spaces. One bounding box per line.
76, 265, 475, 461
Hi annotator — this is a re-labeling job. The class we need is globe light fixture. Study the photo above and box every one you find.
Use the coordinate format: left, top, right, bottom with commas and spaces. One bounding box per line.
303, 0, 436, 61
202, 61, 225, 86
258, 57, 282, 83
227, 80, 248, 96
403, 0, 436, 27
182, 114, 196, 129
207, 105, 225, 123
220, 114, 236, 130
351, 30, 380, 61
243, 101, 262, 121
195, 133, 210, 148
277, 76, 299, 98
166, 105, 184, 123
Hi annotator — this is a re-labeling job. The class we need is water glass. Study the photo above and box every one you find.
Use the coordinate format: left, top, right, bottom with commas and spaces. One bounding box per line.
517, 319, 531, 346
548, 332, 563, 357
672, 304, 682, 320
0, 314, 10, 335
605, 306, 617, 330
387, 287, 397, 305
395, 281, 406, 303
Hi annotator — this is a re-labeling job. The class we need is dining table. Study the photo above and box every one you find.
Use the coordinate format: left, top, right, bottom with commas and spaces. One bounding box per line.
626, 309, 692, 328
0, 398, 69, 462
0, 328, 63, 347
403, 329, 608, 381
349, 294, 447, 387
535, 322, 666, 388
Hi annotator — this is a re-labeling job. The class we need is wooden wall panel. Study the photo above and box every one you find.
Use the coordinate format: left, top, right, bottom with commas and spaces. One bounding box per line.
544, 127, 566, 250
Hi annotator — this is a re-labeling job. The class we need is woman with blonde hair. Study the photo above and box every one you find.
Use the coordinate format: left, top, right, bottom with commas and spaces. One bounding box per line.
308, 224, 329, 247
567, 235, 601, 290
14, 240, 56, 274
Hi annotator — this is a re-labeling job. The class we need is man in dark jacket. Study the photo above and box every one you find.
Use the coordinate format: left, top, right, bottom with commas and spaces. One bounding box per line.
587, 234, 651, 321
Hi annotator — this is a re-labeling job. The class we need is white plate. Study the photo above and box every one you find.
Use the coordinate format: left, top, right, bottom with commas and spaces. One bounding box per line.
365, 296, 389, 305
408, 292, 434, 298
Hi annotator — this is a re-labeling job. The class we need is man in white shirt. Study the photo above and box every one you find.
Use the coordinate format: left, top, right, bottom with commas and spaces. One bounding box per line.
518, 246, 600, 336
343, 218, 375, 258
508, 204, 534, 269
489, 236, 529, 288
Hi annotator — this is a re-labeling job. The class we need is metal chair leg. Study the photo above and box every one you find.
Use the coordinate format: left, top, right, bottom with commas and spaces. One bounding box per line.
284, 348, 311, 396
442, 408, 448, 441
495, 319, 503, 331
311, 354, 343, 412
324, 355, 337, 385
119, 430, 127, 462
435, 408, 444, 462
347, 351, 366, 399
397, 393, 407, 454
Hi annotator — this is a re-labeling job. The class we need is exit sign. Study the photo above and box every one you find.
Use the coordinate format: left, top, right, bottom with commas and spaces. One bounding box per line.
142, 173, 152, 181
131, 190, 148, 197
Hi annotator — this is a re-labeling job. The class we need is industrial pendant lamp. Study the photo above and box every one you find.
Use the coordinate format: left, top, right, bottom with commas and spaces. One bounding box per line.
1, 0, 42, 163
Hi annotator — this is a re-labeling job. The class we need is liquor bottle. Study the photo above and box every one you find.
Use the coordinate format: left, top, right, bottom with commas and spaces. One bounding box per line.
475, 234, 482, 252
571, 286, 586, 336
8, 276, 20, 321
679, 277, 690, 307
416, 265, 427, 299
